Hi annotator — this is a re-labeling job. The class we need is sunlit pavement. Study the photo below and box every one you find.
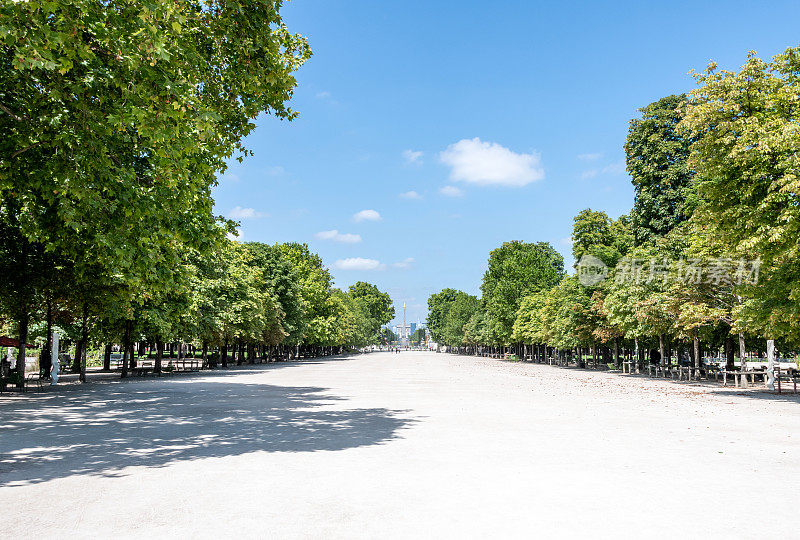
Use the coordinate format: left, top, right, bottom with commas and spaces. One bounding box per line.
2, 351, 799, 538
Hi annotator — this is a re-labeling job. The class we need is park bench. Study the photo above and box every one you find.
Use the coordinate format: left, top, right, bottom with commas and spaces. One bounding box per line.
775, 367, 799, 394
174, 358, 200, 372
25, 371, 45, 391
131, 366, 154, 377
0, 371, 43, 392
622, 360, 636, 374
0, 371, 26, 392
721, 368, 767, 388
646, 364, 664, 377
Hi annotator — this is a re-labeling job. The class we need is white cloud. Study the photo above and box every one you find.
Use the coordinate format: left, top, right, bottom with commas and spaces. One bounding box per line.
601, 160, 626, 175
352, 209, 381, 222
439, 185, 464, 197
315, 230, 362, 244
334, 257, 386, 271
578, 152, 603, 161
399, 190, 422, 200
227, 229, 243, 241
559, 237, 573, 247
315, 91, 331, 99
580, 160, 625, 180
220, 172, 240, 183
393, 257, 415, 269
402, 149, 423, 165
265, 165, 284, 176
440, 137, 544, 187
229, 206, 267, 219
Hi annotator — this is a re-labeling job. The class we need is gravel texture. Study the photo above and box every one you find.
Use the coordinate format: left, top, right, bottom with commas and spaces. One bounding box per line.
1, 350, 799, 538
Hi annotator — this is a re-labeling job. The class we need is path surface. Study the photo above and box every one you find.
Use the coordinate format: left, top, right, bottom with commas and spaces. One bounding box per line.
2, 351, 799, 538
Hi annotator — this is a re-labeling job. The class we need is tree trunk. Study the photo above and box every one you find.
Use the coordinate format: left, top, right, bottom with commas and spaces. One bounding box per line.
71, 341, 81, 373
202, 341, 208, 369
658, 334, 665, 367
155, 339, 163, 374
79, 303, 88, 383
738, 332, 747, 387
128, 333, 136, 369
41, 301, 53, 378
693, 335, 700, 370
634, 336, 640, 374
614, 337, 620, 369
766, 339, 776, 390
121, 320, 131, 378
724, 335, 734, 370
103, 343, 112, 371
221, 339, 229, 368
15, 313, 28, 389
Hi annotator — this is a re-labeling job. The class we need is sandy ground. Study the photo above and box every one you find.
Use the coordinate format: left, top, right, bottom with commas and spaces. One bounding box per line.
1, 351, 799, 539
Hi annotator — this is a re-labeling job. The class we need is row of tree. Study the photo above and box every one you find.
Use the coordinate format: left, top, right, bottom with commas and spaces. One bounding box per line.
0, 1, 394, 386
427, 46, 800, 373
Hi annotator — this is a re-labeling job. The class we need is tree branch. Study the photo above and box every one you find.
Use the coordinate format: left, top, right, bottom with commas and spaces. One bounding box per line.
0, 102, 25, 122
11, 141, 44, 159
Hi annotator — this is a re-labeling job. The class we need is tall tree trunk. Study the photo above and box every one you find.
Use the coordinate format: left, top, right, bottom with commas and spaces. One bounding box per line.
202, 341, 208, 369
614, 337, 620, 369
766, 339, 776, 390
41, 300, 53, 378
738, 332, 747, 387
221, 339, 228, 368
658, 334, 665, 367
724, 335, 734, 370
15, 313, 29, 389
128, 333, 137, 369
79, 303, 88, 383
693, 335, 700, 370
634, 336, 640, 374
103, 343, 112, 371
121, 320, 131, 378
153, 339, 162, 373
71, 341, 81, 373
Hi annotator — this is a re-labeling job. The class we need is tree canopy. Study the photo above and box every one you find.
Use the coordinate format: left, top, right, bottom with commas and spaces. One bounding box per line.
625, 94, 696, 246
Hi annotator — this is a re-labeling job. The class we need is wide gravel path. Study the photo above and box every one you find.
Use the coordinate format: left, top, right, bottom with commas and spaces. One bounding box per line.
2, 351, 799, 538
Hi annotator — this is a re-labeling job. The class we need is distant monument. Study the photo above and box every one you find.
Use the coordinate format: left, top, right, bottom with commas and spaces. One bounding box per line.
397, 302, 410, 347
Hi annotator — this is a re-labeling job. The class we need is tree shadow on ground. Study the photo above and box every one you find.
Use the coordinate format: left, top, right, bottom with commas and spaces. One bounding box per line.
0, 377, 415, 487
47, 352, 370, 385
537, 363, 800, 403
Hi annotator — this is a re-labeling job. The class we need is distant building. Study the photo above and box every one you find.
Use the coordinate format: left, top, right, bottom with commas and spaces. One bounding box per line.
394, 324, 410, 340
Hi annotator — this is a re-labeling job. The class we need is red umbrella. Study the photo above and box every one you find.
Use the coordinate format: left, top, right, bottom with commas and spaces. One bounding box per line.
0, 336, 34, 348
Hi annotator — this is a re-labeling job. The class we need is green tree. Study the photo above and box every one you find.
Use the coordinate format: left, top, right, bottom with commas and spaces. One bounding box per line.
442, 292, 479, 346
348, 281, 395, 343
625, 94, 695, 246
244, 242, 306, 345
481, 241, 564, 344
0, 1, 310, 379
463, 309, 489, 348
410, 328, 426, 345
681, 47, 800, 341
276, 243, 334, 345
427, 288, 459, 345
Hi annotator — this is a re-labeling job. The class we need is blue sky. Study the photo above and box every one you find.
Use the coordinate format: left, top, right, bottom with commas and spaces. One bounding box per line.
212, 0, 800, 326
